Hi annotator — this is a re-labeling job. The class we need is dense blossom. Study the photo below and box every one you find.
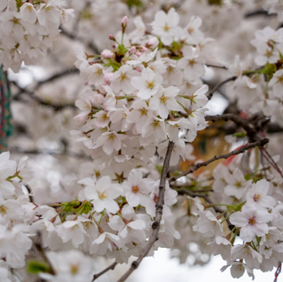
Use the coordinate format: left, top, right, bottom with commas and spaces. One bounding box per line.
2, 1, 283, 281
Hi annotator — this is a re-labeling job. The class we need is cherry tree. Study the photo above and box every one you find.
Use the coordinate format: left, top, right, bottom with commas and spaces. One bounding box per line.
1, 0, 283, 281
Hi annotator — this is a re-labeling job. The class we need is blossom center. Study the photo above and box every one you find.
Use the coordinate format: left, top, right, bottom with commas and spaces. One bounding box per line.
0, 206, 6, 214
235, 181, 242, 188
265, 49, 272, 58
160, 95, 169, 105
146, 81, 155, 89
139, 108, 148, 116
84, 102, 90, 110
248, 217, 256, 225
95, 69, 103, 75
278, 76, 283, 83
188, 28, 194, 34
70, 264, 79, 275
189, 60, 195, 66
132, 186, 139, 193
120, 73, 127, 81
253, 194, 261, 202
163, 23, 170, 32
152, 120, 161, 129
98, 192, 107, 200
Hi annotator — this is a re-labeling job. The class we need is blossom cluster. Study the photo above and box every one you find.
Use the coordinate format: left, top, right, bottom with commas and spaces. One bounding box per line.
228, 26, 283, 125
0, 152, 35, 271
73, 8, 210, 175
185, 153, 283, 279
0, 0, 73, 72
4, 2, 283, 282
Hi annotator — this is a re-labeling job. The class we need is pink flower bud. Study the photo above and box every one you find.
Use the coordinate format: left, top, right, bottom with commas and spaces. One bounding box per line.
101, 49, 114, 59
140, 46, 148, 53
136, 52, 142, 57
121, 16, 128, 28
145, 37, 159, 49
109, 34, 115, 41
104, 73, 113, 85
129, 46, 136, 54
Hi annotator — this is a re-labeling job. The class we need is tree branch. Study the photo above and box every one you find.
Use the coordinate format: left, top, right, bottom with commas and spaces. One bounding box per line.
60, 26, 100, 54
177, 189, 223, 213
117, 141, 175, 282
207, 76, 237, 100
169, 139, 269, 183
245, 9, 276, 18
92, 262, 117, 281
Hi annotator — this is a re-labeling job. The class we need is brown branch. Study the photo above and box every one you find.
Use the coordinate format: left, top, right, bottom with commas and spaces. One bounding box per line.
10, 148, 91, 160
117, 141, 175, 282
92, 262, 117, 281
205, 64, 228, 70
177, 189, 223, 214
11, 68, 79, 111
245, 9, 276, 18
205, 114, 257, 138
34, 232, 56, 275
207, 76, 237, 100
169, 139, 269, 183
60, 26, 100, 55
260, 147, 283, 178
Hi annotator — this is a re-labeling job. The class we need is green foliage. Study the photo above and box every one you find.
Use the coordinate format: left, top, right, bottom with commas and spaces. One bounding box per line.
104, 59, 121, 72
123, 0, 143, 8
261, 63, 277, 82
16, 0, 22, 11
208, 0, 223, 6
232, 132, 247, 138
27, 260, 51, 274
117, 44, 128, 56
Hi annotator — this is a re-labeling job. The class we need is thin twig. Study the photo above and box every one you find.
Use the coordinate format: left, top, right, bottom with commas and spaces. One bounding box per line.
205, 64, 228, 70
274, 261, 282, 282
60, 26, 100, 54
260, 147, 283, 178
92, 262, 117, 281
177, 189, 223, 214
169, 139, 269, 183
245, 9, 276, 18
10, 148, 91, 160
117, 141, 175, 282
34, 232, 56, 275
205, 114, 257, 139
207, 76, 237, 100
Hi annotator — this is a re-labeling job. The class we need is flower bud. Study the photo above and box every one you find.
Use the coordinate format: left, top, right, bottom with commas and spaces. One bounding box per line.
140, 46, 148, 53
129, 46, 136, 54
109, 34, 115, 41
104, 73, 113, 85
136, 52, 142, 57
121, 16, 128, 28
145, 37, 159, 49
101, 49, 114, 59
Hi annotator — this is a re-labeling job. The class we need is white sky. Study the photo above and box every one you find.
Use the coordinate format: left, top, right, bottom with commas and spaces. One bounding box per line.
128, 248, 276, 282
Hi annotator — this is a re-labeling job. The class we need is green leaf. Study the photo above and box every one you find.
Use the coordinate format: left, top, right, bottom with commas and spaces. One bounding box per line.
208, 0, 223, 5
27, 260, 51, 274
232, 132, 247, 138
124, 0, 143, 8
117, 44, 128, 56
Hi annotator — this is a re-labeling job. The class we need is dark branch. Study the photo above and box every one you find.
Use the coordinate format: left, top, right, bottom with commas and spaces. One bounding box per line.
117, 141, 175, 282
205, 64, 228, 70
245, 9, 276, 18
10, 148, 91, 160
207, 76, 237, 100
169, 139, 269, 183
92, 262, 117, 281
60, 26, 100, 54
177, 189, 223, 213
